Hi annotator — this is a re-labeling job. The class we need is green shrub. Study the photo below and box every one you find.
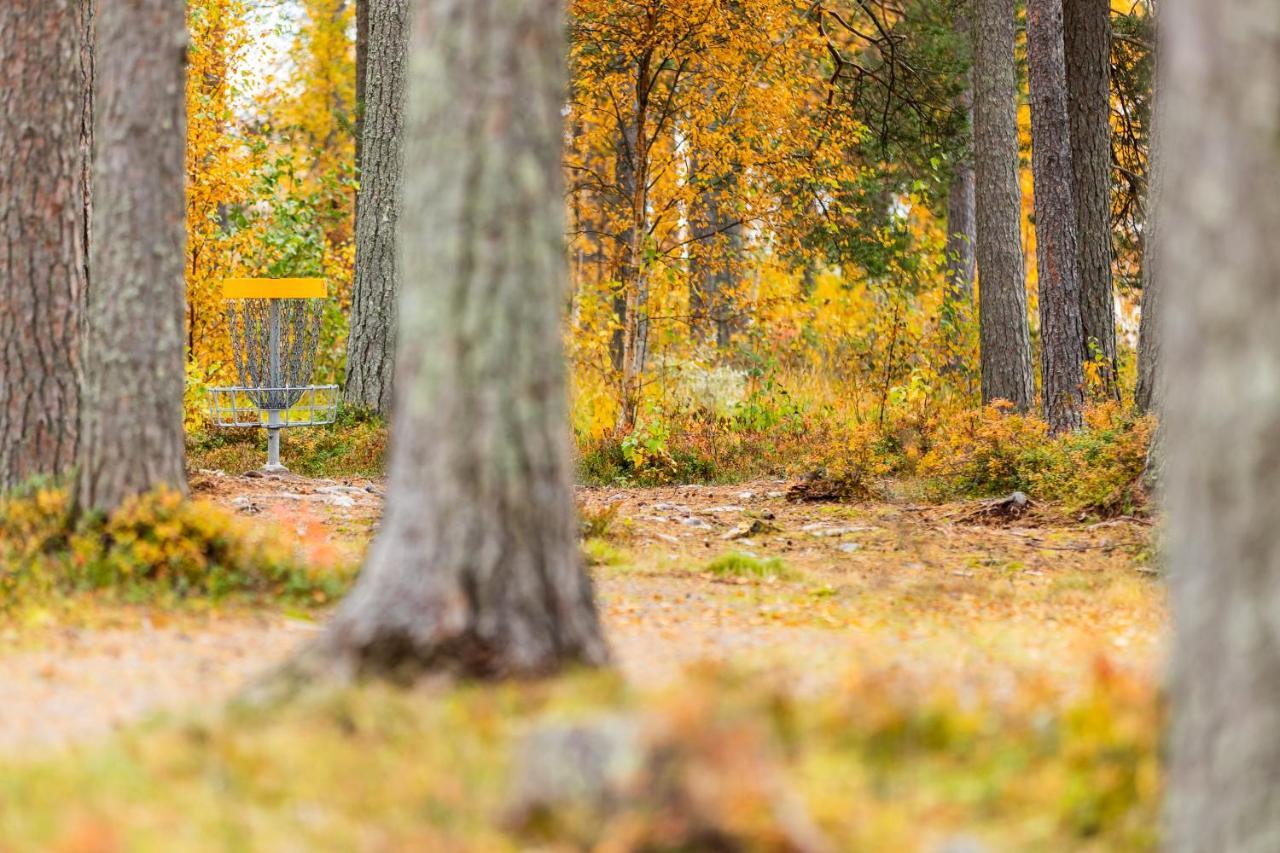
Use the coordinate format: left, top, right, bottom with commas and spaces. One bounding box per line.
703, 552, 797, 581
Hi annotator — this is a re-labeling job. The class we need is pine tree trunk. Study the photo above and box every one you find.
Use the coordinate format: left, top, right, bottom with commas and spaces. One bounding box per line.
343, 0, 408, 416
1163, 1, 1280, 847
1134, 51, 1165, 415
973, 0, 1034, 410
311, 0, 608, 680
77, 0, 187, 514
1064, 0, 1117, 396
0, 0, 91, 490
1027, 0, 1086, 432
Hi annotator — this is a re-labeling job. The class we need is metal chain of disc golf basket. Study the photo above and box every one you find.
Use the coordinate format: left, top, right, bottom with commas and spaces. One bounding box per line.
226, 298, 323, 411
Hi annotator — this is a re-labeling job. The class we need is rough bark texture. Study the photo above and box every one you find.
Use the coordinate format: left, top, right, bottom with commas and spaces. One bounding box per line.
314, 0, 608, 679
343, 0, 408, 415
1064, 0, 1117, 394
1163, 1, 1280, 849
1027, 0, 1085, 432
973, 0, 1034, 410
1134, 53, 1165, 415
77, 0, 187, 513
0, 1, 91, 490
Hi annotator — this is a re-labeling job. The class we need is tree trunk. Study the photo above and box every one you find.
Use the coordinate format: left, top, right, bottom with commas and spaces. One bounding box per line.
945, 163, 977, 305
312, 0, 608, 680
0, 0, 91, 490
354, 0, 368, 177
77, 0, 187, 514
1064, 0, 1116, 397
1134, 45, 1165, 415
1027, 0, 1086, 432
973, 0, 1034, 410
343, 0, 408, 416
944, 8, 976, 307
1163, 0, 1280, 848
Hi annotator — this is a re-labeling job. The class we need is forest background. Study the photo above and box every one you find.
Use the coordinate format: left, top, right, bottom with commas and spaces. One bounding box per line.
187, 0, 1155, 513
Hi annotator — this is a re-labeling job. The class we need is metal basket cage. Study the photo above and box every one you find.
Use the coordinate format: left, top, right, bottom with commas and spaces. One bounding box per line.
209, 384, 339, 429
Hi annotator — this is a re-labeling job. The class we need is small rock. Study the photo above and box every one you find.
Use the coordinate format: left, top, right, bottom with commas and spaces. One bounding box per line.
838, 542, 861, 553
679, 517, 713, 529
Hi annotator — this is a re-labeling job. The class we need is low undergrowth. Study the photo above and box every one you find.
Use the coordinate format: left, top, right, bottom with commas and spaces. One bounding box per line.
0, 484, 351, 610
0, 662, 1160, 850
187, 406, 386, 478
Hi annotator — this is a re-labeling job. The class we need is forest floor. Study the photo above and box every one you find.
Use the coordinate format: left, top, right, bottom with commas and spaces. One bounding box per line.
0, 471, 1167, 849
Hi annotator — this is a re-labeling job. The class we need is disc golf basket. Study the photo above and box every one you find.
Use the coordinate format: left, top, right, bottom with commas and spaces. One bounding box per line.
208, 278, 338, 472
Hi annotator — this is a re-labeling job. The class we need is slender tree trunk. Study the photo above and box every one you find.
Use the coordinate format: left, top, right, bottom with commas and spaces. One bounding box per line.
343, 0, 408, 415
1164, 1, 1280, 847
945, 7, 977, 307
973, 0, 1034, 410
311, 0, 608, 679
77, 0, 187, 514
354, 0, 368, 178
1134, 46, 1165, 415
1064, 0, 1117, 396
945, 164, 977, 305
0, 1, 91, 490
615, 74, 651, 435
1027, 0, 1085, 432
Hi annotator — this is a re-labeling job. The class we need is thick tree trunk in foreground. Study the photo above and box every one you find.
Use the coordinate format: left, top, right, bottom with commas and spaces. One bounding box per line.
0, 1, 91, 490
973, 0, 1034, 410
343, 0, 408, 416
1027, 0, 1085, 432
77, 0, 187, 513
314, 0, 608, 679
1064, 0, 1117, 395
1163, 1, 1280, 848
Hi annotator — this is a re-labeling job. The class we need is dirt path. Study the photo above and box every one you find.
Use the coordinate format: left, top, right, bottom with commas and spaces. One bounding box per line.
0, 472, 1166, 753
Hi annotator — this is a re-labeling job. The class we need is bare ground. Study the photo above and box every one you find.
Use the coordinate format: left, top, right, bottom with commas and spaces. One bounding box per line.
0, 471, 1165, 753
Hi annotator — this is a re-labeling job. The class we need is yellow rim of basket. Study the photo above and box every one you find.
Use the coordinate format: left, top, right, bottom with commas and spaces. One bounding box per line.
222, 278, 327, 300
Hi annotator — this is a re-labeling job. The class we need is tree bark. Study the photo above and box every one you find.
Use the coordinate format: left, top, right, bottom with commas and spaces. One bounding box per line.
973, 0, 1034, 410
1163, 1, 1280, 848
1064, 0, 1117, 396
1134, 42, 1165, 415
343, 0, 408, 416
354, 0, 368, 178
312, 0, 608, 679
77, 0, 187, 514
0, 0, 91, 490
1027, 0, 1086, 432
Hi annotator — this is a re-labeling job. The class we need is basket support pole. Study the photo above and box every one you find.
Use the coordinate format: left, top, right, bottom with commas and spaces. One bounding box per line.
263, 298, 288, 472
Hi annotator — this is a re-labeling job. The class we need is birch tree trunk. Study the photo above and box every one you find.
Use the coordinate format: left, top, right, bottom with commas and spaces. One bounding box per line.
1064, 0, 1117, 396
1163, 0, 1280, 847
77, 0, 187, 514
311, 0, 608, 679
0, 0, 91, 490
343, 0, 408, 416
1027, 0, 1086, 432
973, 0, 1034, 410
